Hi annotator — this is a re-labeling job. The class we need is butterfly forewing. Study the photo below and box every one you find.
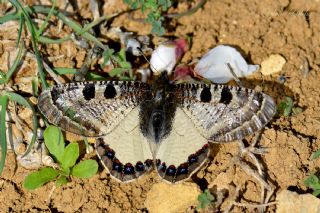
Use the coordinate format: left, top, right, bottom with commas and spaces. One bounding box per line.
38, 81, 150, 137
175, 83, 276, 142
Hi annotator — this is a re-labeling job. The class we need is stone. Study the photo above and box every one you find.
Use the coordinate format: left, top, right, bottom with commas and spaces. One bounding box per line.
276, 190, 320, 213
260, 54, 286, 75
145, 182, 200, 213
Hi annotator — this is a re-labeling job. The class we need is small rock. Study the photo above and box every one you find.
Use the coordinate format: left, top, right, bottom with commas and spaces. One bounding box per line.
276, 190, 320, 213
260, 54, 286, 75
145, 182, 200, 213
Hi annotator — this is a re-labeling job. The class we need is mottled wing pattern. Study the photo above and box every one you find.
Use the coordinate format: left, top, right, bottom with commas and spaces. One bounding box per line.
96, 108, 153, 182
38, 81, 149, 137
174, 83, 276, 142
155, 108, 209, 183
38, 76, 276, 184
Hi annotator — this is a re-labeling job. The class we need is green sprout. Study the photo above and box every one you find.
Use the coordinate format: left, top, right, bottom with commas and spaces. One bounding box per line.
277, 96, 303, 117
102, 48, 133, 80
23, 126, 98, 190
124, 0, 172, 35
305, 150, 320, 197
304, 174, 320, 197
197, 189, 215, 209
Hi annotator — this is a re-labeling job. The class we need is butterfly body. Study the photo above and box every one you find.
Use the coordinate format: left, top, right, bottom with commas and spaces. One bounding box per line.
38, 72, 276, 183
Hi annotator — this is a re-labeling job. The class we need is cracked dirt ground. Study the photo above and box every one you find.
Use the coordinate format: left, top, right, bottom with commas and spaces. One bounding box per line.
0, 0, 320, 212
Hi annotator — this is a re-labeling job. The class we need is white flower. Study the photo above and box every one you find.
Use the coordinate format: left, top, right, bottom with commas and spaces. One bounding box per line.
150, 39, 188, 75
194, 45, 259, 83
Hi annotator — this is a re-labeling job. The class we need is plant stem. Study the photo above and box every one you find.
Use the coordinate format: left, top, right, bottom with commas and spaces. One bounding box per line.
165, 0, 207, 19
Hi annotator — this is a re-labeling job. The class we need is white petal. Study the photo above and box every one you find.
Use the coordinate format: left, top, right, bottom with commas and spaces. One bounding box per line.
150, 44, 177, 75
194, 45, 259, 83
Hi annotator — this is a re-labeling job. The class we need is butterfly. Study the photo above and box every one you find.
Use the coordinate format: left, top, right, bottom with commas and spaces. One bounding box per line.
38, 72, 276, 183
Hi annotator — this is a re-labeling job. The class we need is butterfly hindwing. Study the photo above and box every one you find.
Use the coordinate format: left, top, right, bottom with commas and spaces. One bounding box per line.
174, 83, 276, 142
38, 81, 150, 136
155, 108, 209, 183
95, 107, 153, 182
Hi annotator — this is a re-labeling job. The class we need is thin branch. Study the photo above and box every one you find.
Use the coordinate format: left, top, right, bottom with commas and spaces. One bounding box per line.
165, 0, 208, 19
233, 201, 277, 208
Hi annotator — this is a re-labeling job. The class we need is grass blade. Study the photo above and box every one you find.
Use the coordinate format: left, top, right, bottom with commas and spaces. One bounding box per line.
9, 0, 49, 89
31, 5, 106, 49
0, 42, 26, 84
4, 92, 38, 157
53, 67, 106, 80
0, 95, 9, 176
0, 9, 20, 23
36, 0, 56, 37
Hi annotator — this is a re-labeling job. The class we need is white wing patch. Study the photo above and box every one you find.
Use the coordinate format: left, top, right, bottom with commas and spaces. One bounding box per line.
156, 108, 209, 183
96, 107, 153, 182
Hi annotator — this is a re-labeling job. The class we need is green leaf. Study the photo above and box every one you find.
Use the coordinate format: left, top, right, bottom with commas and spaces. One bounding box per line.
304, 175, 320, 190
101, 48, 115, 67
197, 189, 215, 209
108, 68, 128, 77
313, 189, 320, 197
61, 143, 79, 169
312, 150, 320, 160
32, 77, 39, 96
151, 20, 165, 35
159, 0, 172, 11
71, 160, 98, 178
283, 97, 293, 116
60, 167, 71, 176
23, 167, 59, 190
44, 125, 65, 163
277, 97, 293, 117
56, 176, 68, 187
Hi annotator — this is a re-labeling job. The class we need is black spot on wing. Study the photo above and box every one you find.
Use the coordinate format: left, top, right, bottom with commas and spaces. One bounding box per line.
158, 144, 209, 183
104, 84, 117, 99
123, 163, 135, 175
112, 159, 123, 172
200, 87, 212, 102
253, 92, 264, 104
135, 161, 145, 172
166, 165, 177, 176
82, 83, 95, 100
160, 162, 167, 172
219, 86, 233, 104
51, 87, 60, 103
95, 138, 154, 182
177, 163, 188, 175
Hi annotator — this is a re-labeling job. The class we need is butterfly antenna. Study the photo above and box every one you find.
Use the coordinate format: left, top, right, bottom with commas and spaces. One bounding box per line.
227, 63, 243, 87
137, 47, 158, 72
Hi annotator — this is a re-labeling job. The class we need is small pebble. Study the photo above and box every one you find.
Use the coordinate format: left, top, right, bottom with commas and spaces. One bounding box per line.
260, 54, 286, 75
145, 182, 200, 213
